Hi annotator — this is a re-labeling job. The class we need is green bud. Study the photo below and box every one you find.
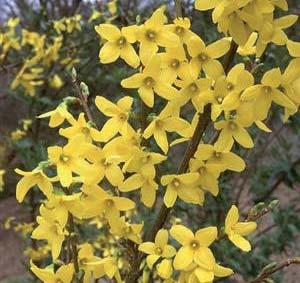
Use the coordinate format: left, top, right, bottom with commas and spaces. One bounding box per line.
71, 67, 77, 81
261, 262, 277, 273
269, 199, 279, 209
263, 278, 276, 283
80, 82, 89, 97
136, 15, 141, 24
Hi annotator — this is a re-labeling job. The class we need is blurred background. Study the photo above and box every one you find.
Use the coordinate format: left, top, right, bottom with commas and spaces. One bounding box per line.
0, 0, 300, 282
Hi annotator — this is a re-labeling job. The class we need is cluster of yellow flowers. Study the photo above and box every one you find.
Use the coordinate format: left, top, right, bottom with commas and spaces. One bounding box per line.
14, 1, 300, 283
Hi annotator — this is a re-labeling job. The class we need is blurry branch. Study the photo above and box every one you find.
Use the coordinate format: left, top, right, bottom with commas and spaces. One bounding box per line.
71, 68, 96, 125
255, 157, 300, 203
249, 257, 300, 283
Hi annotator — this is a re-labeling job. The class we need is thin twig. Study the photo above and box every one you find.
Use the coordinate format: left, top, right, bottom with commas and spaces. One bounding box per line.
249, 257, 300, 283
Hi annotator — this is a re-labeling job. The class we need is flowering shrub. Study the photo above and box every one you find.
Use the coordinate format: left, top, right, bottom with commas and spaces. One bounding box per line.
1, 0, 300, 282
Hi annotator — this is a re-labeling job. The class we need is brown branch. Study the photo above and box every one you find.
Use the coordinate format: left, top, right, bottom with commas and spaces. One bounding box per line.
174, 0, 183, 17
249, 257, 300, 283
223, 41, 238, 73
255, 158, 300, 203
71, 71, 95, 125
147, 104, 211, 242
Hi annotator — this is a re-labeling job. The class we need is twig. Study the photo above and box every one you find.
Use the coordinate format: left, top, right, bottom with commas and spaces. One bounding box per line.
249, 257, 300, 283
255, 158, 300, 203
71, 71, 95, 125
174, 0, 183, 17
223, 41, 238, 73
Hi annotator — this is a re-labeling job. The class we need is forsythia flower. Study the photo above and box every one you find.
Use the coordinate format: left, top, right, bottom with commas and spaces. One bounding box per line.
31, 205, 67, 260
143, 106, 191, 153
121, 55, 179, 107
31, 261, 74, 283
241, 68, 295, 120
161, 173, 200, 207
47, 137, 90, 187
15, 166, 53, 202
59, 113, 102, 142
95, 96, 134, 142
139, 229, 176, 275
186, 36, 230, 78
135, 7, 179, 64
95, 24, 140, 68
214, 118, 254, 151
225, 205, 257, 252
170, 225, 217, 271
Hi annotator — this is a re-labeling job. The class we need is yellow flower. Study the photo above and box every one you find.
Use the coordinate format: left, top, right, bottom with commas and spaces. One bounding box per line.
31, 205, 67, 260
80, 185, 135, 229
50, 74, 63, 89
38, 103, 75, 128
47, 138, 91, 187
209, 63, 254, 120
214, 118, 254, 151
119, 165, 158, 208
166, 17, 197, 44
95, 24, 140, 68
136, 7, 179, 65
160, 44, 188, 84
15, 167, 53, 202
121, 55, 179, 107
189, 158, 222, 196
143, 105, 191, 154
237, 33, 258, 56
287, 40, 300, 57
170, 225, 217, 271
161, 173, 200, 207
84, 144, 124, 186
110, 216, 143, 244
95, 96, 134, 142
256, 15, 298, 57
59, 113, 102, 142
241, 68, 295, 121
194, 144, 245, 173
31, 261, 74, 283
139, 229, 176, 270
225, 205, 257, 252
187, 36, 230, 78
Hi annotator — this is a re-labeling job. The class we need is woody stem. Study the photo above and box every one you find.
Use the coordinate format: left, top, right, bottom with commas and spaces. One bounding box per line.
174, 0, 183, 18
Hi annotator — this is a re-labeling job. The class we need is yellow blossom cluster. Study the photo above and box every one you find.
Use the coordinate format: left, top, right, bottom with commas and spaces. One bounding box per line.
13, 1, 300, 283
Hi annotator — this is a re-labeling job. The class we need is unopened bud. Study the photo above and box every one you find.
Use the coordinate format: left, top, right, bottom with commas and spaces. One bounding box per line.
71, 67, 77, 81
261, 262, 277, 273
80, 82, 89, 97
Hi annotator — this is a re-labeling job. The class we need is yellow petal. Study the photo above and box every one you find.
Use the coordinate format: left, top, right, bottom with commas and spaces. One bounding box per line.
229, 234, 252, 252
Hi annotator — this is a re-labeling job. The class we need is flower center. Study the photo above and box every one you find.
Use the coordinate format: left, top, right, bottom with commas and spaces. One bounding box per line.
170, 59, 180, 69
190, 240, 199, 249
227, 82, 234, 91
217, 97, 223, 104
198, 166, 206, 175
81, 127, 90, 135
105, 199, 114, 207
263, 86, 272, 94
60, 154, 70, 163
155, 247, 163, 255
198, 52, 209, 62
189, 83, 199, 93
145, 30, 157, 41
175, 26, 184, 35
119, 113, 127, 121
172, 178, 181, 188
143, 76, 155, 88
117, 36, 127, 47
213, 151, 222, 159
229, 121, 237, 130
